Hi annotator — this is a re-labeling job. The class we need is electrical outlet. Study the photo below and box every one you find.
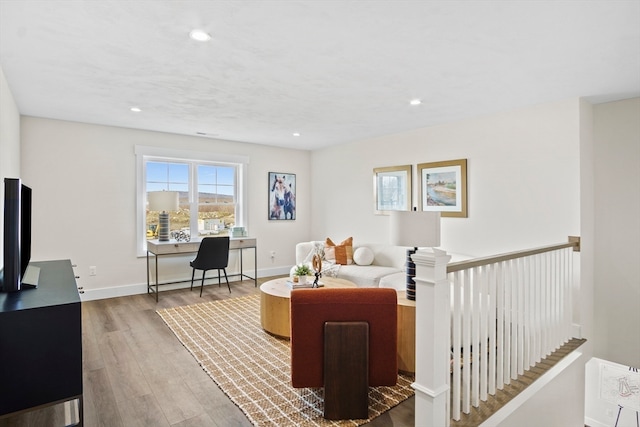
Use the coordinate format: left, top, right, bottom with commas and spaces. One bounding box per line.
89, 266, 97, 276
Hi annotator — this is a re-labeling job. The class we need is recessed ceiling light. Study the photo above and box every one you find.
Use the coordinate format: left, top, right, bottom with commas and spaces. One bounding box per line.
293, 132, 301, 137
130, 107, 141, 112
189, 29, 211, 42
409, 99, 422, 106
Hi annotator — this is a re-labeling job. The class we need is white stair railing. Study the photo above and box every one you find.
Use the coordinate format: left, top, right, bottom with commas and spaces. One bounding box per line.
412, 237, 580, 426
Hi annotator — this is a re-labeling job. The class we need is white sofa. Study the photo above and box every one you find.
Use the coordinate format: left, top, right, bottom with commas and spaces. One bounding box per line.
294, 241, 412, 290
294, 240, 473, 290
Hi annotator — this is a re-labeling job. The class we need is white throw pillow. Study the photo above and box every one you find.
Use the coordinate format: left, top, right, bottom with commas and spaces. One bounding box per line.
353, 247, 374, 266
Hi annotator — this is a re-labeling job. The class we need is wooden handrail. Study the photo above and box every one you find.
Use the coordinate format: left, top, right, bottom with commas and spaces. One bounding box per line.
447, 236, 580, 273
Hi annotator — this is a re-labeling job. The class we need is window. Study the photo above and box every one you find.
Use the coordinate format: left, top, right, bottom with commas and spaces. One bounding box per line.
373, 165, 411, 214
136, 146, 248, 255
196, 164, 237, 234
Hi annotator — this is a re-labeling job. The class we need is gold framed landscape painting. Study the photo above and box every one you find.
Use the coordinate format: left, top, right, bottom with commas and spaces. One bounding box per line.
418, 159, 467, 218
373, 165, 411, 214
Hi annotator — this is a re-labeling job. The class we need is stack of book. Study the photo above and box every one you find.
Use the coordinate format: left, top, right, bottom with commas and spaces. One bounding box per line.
286, 280, 324, 289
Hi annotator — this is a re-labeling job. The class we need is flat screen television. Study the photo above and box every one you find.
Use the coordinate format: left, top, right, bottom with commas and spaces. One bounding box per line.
0, 178, 38, 292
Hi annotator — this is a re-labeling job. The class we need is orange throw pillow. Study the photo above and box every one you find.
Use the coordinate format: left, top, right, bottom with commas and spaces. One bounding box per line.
324, 237, 354, 265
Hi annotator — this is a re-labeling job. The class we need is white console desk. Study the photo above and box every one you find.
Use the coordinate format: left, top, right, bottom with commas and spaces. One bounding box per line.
146, 237, 257, 301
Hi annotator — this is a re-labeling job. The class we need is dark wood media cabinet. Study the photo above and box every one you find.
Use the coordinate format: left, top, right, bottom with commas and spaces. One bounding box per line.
0, 259, 82, 424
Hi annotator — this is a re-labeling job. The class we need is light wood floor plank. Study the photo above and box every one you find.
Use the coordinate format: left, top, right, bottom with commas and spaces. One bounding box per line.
115, 393, 170, 427
171, 412, 219, 427
152, 381, 206, 425
84, 368, 125, 427
104, 357, 153, 405
186, 378, 253, 427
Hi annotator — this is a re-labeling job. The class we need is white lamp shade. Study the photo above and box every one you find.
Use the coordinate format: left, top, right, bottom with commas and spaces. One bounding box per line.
148, 191, 179, 212
390, 210, 441, 248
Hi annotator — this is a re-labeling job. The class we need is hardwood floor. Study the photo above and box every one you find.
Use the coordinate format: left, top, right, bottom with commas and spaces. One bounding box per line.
0, 276, 414, 427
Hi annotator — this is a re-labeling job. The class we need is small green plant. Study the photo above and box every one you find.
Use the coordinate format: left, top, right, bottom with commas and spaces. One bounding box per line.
294, 264, 311, 276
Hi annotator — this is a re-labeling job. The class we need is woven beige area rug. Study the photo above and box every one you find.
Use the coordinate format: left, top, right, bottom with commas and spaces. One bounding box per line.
157, 294, 414, 427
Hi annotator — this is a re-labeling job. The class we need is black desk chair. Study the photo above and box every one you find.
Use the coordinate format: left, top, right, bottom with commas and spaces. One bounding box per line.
190, 237, 231, 296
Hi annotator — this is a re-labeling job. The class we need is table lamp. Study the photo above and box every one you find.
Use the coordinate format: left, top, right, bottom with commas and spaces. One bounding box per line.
148, 191, 179, 241
390, 210, 441, 300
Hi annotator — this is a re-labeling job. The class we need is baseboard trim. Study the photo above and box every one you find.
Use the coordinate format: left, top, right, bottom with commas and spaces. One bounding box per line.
79, 266, 291, 301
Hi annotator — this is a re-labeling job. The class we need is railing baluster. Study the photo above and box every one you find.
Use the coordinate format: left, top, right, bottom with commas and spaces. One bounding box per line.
535, 253, 542, 363
488, 263, 497, 395
552, 251, 558, 349
516, 257, 524, 376
544, 252, 553, 357
471, 267, 480, 407
510, 259, 518, 380
504, 260, 512, 384
565, 248, 573, 338
452, 270, 462, 421
496, 261, 505, 390
530, 254, 537, 367
553, 250, 561, 349
558, 249, 564, 339
540, 254, 545, 352
480, 265, 489, 402
462, 270, 472, 413
561, 248, 568, 339
523, 256, 531, 370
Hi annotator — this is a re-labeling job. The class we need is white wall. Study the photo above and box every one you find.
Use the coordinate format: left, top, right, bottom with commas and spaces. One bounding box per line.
0, 65, 21, 265
20, 117, 311, 297
592, 98, 640, 367
310, 98, 582, 257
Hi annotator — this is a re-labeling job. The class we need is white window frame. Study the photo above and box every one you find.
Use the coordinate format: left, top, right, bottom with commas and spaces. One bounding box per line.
135, 145, 249, 256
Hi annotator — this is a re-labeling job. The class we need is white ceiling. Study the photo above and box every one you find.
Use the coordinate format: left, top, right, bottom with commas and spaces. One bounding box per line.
1, 1, 639, 151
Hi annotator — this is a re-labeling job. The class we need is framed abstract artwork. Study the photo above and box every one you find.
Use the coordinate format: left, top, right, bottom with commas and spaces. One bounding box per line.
373, 165, 412, 214
268, 172, 296, 220
418, 159, 467, 218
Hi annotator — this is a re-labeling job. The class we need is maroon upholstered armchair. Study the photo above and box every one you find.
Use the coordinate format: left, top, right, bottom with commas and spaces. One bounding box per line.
290, 287, 397, 419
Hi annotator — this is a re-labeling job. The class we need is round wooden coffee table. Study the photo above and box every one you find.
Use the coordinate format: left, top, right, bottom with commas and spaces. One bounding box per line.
396, 291, 416, 374
259, 277, 356, 339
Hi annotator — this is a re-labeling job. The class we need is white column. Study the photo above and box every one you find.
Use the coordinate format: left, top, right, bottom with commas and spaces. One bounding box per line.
412, 247, 452, 427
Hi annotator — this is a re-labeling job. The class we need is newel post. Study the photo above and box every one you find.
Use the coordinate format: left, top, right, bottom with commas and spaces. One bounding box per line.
411, 247, 451, 427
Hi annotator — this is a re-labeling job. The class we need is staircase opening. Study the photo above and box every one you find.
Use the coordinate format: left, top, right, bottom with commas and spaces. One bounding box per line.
451, 338, 586, 427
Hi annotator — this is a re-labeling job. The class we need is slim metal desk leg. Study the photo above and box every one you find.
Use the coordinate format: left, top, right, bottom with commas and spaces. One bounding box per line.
155, 254, 159, 302
146, 251, 150, 295
254, 245, 257, 286
240, 248, 244, 280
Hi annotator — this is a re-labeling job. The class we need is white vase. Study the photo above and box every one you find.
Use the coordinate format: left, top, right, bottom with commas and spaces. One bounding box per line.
298, 275, 307, 285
